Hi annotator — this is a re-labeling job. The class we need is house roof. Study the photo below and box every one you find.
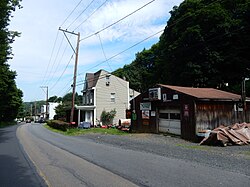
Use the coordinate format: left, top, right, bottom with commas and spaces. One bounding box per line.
85, 73, 95, 88
158, 84, 242, 101
84, 70, 111, 89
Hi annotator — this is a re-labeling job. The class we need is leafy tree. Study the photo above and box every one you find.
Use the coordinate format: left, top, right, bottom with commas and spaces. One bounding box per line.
48, 95, 61, 102
0, 0, 23, 122
55, 92, 82, 120
114, 0, 250, 95
159, 0, 250, 91
113, 44, 161, 92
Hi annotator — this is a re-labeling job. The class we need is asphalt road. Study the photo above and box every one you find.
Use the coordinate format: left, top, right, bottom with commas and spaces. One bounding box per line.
17, 123, 250, 187
0, 124, 46, 187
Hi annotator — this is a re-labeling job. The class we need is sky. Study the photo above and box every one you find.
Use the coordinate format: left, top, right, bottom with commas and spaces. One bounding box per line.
9, 0, 183, 102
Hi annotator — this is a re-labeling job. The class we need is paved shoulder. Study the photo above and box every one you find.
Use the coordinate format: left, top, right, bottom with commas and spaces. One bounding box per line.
0, 124, 47, 187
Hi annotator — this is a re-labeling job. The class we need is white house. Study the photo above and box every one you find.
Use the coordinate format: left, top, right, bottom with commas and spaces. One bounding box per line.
76, 69, 140, 126
41, 102, 59, 120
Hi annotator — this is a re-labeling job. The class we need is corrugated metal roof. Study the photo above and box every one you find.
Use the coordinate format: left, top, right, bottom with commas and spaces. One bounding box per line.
158, 84, 242, 101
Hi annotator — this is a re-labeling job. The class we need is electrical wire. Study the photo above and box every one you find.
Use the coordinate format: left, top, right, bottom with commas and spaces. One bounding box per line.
73, 0, 109, 31
80, 0, 156, 42
44, 34, 65, 85
67, 0, 96, 30
41, 30, 59, 85
78, 28, 164, 78
49, 53, 75, 91
96, 33, 125, 104
60, 0, 84, 27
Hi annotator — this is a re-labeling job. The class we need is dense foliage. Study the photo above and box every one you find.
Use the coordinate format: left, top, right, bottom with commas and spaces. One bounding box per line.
47, 120, 70, 131
100, 109, 117, 125
55, 92, 82, 120
113, 0, 250, 95
0, 0, 23, 122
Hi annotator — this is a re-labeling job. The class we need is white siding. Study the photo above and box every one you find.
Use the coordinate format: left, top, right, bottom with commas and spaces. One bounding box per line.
95, 70, 129, 125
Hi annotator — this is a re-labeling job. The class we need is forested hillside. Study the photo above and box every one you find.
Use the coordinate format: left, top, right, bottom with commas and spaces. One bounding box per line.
113, 0, 250, 95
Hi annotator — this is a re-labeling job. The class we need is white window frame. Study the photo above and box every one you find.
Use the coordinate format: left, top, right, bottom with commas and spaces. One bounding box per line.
111, 93, 116, 103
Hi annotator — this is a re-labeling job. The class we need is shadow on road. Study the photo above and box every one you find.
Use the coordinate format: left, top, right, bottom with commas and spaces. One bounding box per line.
0, 128, 12, 143
0, 154, 44, 187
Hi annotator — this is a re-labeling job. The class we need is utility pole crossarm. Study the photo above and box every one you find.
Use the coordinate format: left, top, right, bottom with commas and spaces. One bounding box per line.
59, 27, 78, 36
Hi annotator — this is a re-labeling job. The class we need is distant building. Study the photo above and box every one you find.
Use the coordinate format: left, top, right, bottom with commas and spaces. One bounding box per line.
41, 102, 59, 120
76, 69, 140, 126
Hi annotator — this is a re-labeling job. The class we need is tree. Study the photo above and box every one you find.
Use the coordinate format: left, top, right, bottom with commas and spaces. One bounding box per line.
114, 0, 250, 95
48, 95, 62, 102
54, 92, 82, 120
113, 44, 161, 92
0, 0, 23, 122
158, 0, 250, 91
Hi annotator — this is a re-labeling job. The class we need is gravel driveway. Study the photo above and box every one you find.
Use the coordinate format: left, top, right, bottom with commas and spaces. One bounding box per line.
78, 133, 250, 176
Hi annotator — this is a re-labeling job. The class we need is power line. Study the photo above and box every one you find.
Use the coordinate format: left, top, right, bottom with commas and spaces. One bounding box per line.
80, 0, 156, 42
49, 53, 75, 91
44, 33, 65, 85
60, 0, 84, 27
73, 0, 109, 31
78, 28, 164, 77
67, 0, 96, 30
97, 33, 130, 104
41, 30, 59, 85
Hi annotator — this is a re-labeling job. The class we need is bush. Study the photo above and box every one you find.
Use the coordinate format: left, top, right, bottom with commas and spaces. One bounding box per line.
46, 120, 69, 131
100, 109, 116, 125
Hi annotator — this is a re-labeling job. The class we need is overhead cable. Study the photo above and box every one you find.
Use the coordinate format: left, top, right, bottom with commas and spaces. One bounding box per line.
80, 0, 156, 42
67, 0, 96, 30
41, 30, 59, 85
49, 53, 75, 91
73, 0, 109, 31
77, 29, 164, 81
60, 0, 83, 27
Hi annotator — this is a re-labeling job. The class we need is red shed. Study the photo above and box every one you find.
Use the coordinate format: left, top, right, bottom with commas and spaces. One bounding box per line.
130, 84, 250, 142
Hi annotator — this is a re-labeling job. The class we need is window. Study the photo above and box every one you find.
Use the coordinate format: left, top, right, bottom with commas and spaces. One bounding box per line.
111, 93, 115, 102
170, 113, 180, 120
159, 113, 169, 119
106, 75, 110, 86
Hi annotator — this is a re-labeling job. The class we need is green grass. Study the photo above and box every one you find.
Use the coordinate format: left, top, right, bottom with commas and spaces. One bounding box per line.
0, 121, 17, 128
44, 124, 128, 136
241, 151, 250, 159
176, 143, 211, 151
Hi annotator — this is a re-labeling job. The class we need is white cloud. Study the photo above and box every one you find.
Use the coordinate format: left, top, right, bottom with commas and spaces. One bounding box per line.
9, 0, 183, 101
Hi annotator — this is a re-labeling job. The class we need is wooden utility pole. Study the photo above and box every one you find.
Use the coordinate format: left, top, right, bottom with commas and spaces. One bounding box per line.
59, 28, 80, 123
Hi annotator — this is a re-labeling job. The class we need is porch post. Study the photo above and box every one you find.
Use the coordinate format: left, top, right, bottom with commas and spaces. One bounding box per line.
78, 109, 81, 127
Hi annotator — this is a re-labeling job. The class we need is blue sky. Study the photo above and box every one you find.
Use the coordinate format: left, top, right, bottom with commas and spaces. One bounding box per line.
9, 0, 183, 102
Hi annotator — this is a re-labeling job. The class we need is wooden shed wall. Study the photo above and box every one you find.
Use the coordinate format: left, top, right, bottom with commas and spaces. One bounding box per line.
130, 92, 157, 133
195, 101, 250, 132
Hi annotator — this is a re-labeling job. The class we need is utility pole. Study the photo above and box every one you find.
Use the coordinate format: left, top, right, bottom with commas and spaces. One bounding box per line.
59, 28, 80, 123
34, 101, 37, 119
41, 86, 49, 120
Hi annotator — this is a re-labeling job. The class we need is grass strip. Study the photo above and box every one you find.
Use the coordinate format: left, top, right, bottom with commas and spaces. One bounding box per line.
176, 143, 211, 151
44, 124, 127, 136
0, 121, 17, 128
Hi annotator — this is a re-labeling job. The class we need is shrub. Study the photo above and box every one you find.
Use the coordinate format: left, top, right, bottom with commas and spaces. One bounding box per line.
100, 109, 116, 125
46, 120, 69, 131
